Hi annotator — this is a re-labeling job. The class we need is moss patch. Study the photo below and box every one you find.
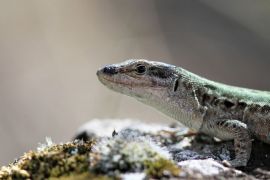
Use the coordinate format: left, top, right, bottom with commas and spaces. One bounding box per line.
0, 140, 93, 180
49, 172, 115, 180
0, 129, 182, 179
144, 158, 180, 178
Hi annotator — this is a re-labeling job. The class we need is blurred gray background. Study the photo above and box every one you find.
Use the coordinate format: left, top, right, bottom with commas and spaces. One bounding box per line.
0, 0, 270, 165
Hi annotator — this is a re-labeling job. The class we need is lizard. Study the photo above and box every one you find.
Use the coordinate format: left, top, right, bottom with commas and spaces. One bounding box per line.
96, 59, 270, 167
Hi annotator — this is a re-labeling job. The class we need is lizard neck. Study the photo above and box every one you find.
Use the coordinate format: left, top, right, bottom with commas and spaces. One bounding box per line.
136, 69, 206, 131
138, 94, 204, 131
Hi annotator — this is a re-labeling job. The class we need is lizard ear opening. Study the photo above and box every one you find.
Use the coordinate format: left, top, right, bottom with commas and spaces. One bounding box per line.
173, 78, 180, 92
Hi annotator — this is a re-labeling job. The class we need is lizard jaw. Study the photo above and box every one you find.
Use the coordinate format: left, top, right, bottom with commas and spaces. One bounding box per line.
96, 67, 138, 97
96, 67, 132, 87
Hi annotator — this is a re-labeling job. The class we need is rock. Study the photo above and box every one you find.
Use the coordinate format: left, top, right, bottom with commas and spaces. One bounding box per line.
172, 149, 217, 162
178, 158, 239, 176
0, 119, 268, 179
121, 173, 146, 180
74, 119, 180, 139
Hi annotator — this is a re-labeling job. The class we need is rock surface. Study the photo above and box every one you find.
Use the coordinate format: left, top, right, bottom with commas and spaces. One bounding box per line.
1, 119, 270, 179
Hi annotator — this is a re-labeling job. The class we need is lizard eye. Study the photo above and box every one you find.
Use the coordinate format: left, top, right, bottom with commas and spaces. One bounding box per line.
135, 64, 146, 75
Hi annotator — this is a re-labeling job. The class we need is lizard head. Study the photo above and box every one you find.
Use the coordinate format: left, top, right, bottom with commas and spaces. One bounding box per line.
97, 59, 205, 130
96, 59, 178, 102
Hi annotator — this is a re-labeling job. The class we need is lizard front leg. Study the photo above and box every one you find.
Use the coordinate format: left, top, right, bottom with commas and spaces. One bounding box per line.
203, 119, 252, 167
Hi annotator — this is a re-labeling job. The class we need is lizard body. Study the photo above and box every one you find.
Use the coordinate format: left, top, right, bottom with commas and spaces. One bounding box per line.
97, 59, 270, 167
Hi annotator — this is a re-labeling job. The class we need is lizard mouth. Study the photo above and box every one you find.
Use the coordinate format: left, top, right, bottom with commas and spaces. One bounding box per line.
96, 69, 132, 87
97, 68, 166, 91
97, 66, 165, 90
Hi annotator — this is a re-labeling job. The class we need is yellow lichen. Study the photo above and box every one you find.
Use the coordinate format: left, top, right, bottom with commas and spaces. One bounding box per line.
49, 172, 115, 180
144, 158, 180, 178
0, 141, 93, 180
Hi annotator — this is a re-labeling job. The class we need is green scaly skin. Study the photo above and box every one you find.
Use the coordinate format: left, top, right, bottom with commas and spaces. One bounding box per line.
97, 59, 270, 167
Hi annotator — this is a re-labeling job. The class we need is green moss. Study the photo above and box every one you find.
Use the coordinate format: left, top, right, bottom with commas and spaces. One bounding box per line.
49, 172, 115, 180
144, 158, 180, 178
0, 141, 93, 180
0, 132, 181, 179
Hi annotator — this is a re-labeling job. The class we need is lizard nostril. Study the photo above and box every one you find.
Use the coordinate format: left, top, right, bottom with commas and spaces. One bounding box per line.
103, 66, 118, 75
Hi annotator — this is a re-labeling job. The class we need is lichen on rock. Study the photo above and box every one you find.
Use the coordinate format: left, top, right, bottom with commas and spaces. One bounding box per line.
1, 119, 269, 179
0, 128, 181, 179
89, 128, 180, 178
0, 140, 93, 180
